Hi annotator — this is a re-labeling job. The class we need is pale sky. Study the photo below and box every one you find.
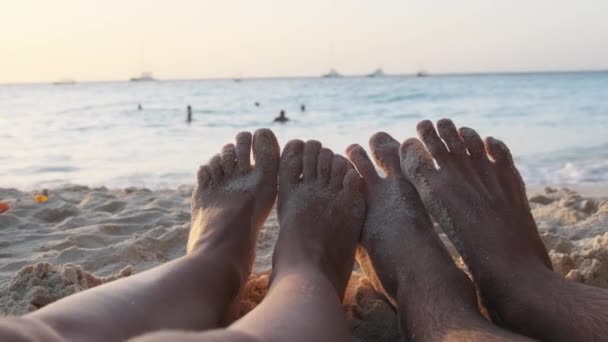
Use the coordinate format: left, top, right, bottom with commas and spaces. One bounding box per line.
1, 0, 608, 83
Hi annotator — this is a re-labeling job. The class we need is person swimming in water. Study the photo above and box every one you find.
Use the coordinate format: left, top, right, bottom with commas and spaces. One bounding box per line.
274, 110, 289, 123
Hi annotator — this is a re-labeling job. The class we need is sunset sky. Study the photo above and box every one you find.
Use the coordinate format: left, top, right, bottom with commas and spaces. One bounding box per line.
1, 0, 607, 83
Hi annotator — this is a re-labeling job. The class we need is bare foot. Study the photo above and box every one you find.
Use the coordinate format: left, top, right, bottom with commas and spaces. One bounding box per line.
272, 140, 365, 297
399, 119, 552, 324
348, 133, 531, 341
346, 133, 460, 299
188, 128, 280, 319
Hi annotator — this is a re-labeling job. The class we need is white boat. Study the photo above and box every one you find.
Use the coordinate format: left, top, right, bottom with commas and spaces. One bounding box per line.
130, 72, 156, 82
322, 69, 343, 78
416, 70, 429, 77
366, 68, 386, 78
53, 79, 76, 85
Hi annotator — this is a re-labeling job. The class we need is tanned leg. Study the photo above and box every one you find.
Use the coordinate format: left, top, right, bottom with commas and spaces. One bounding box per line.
0, 129, 280, 342
134, 140, 366, 342
347, 133, 532, 341
400, 119, 608, 341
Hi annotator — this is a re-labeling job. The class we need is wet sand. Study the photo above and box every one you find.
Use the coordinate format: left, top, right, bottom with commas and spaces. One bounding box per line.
0, 184, 607, 341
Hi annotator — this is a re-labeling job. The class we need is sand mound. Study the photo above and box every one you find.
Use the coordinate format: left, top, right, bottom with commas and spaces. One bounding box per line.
530, 187, 608, 287
0, 185, 279, 314
0, 263, 131, 315
0, 185, 607, 341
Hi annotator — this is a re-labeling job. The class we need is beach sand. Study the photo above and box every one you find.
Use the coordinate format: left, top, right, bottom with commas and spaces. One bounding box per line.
1, 184, 607, 341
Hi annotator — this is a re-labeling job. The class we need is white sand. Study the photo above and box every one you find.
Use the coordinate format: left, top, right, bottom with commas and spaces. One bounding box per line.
0, 184, 607, 341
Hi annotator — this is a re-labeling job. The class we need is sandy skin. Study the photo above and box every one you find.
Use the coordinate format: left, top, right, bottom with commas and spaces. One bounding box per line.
226, 140, 366, 342
400, 119, 608, 341
347, 132, 531, 341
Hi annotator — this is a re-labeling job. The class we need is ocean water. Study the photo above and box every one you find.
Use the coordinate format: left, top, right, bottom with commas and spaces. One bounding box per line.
1, 72, 607, 190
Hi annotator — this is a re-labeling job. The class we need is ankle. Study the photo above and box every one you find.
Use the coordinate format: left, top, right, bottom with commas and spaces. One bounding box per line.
269, 262, 335, 293
398, 289, 489, 341
476, 265, 559, 325
188, 244, 251, 289
397, 266, 480, 313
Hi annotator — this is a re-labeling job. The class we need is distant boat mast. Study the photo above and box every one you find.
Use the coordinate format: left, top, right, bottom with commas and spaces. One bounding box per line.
130, 40, 157, 82
323, 0, 340, 78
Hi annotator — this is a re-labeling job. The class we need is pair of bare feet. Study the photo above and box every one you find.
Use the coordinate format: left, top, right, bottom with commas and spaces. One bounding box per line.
186, 120, 608, 341
188, 130, 364, 317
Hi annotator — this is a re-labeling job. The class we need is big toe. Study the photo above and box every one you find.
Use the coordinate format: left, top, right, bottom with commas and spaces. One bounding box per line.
342, 168, 362, 192
458, 127, 486, 160
302, 140, 322, 183
279, 139, 305, 192
369, 132, 402, 177
346, 144, 379, 182
252, 128, 280, 176
399, 138, 437, 186
330, 154, 349, 189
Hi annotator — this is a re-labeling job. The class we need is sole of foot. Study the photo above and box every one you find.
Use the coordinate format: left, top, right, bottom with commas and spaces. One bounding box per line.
348, 132, 499, 340
188, 128, 280, 322
272, 139, 365, 297
399, 119, 553, 320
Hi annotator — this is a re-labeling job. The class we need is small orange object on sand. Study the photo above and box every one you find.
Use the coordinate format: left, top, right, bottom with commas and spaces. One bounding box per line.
35, 195, 48, 203
0, 202, 9, 213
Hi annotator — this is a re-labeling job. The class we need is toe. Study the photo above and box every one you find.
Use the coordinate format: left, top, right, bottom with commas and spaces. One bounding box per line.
236, 131, 252, 172
458, 127, 486, 159
208, 154, 224, 184
437, 119, 466, 155
346, 144, 379, 182
279, 140, 304, 192
399, 138, 437, 184
221, 143, 237, 176
485, 137, 513, 166
343, 168, 362, 192
458, 128, 500, 194
485, 138, 550, 269
485, 137, 530, 207
303, 140, 322, 182
196, 165, 212, 187
369, 132, 402, 177
416, 120, 449, 164
317, 148, 334, 184
330, 155, 348, 188
252, 128, 280, 176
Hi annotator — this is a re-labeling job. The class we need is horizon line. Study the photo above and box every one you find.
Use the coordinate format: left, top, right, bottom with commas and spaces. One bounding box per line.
1, 68, 607, 86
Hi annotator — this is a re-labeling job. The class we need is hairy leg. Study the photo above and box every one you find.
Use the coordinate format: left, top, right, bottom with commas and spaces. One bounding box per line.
0, 129, 280, 342
347, 133, 531, 341
401, 119, 608, 341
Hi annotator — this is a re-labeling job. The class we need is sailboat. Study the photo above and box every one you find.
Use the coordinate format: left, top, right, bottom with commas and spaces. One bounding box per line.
322, 23, 342, 79
366, 68, 386, 78
416, 70, 429, 77
130, 41, 156, 81
322, 68, 343, 78
130, 72, 156, 82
